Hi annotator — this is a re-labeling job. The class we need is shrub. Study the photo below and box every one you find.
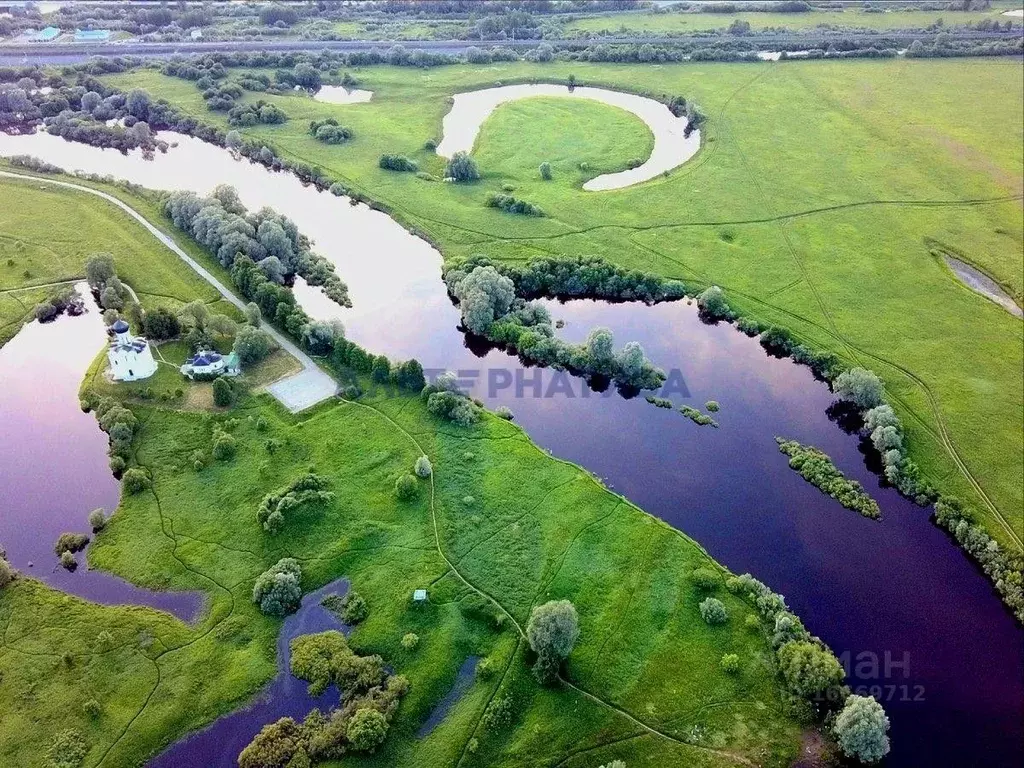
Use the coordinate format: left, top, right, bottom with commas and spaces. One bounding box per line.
720, 653, 740, 673
834, 694, 891, 763
481, 695, 514, 731
414, 455, 432, 478
54, 532, 90, 556
444, 151, 479, 182
527, 600, 579, 684
34, 302, 58, 322
87, 508, 106, 532
476, 657, 495, 679
691, 567, 720, 591
346, 708, 389, 753
122, 468, 150, 494
705, 400, 720, 412
212, 377, 234, 407
395, 474, 417, 500
0, 556, 17, 589
539, 161, 552, 180
337, 591, 368, 624
777, 640, 845, 697
83, 699, 101, 719
211, 430, 237, 461
485, 192, 543, 217
401, 632, 419, 650
60, 550, 78, 571
44, 729, 88, 768
697, 285, 731, 319
253, 558, 302, 617
257, 473, 333, 533
833, 367, 884, 409
108, 456, 126, 475
234, 326, 277, 365
378, 154, 418, 172
699, 597, 729, 625
309, 117, 352, 144
744, 614, 761, 630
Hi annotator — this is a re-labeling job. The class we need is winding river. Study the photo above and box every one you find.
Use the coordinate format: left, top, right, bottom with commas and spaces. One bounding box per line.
0, 116, 1021, 767
434, 83, 701, 191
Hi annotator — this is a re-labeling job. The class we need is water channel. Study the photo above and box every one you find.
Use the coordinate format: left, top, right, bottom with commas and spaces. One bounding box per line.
0, 121, 1020, 767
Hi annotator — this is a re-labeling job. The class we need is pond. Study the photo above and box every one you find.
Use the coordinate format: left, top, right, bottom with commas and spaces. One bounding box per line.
434, 83, 701, 191
0, 286, 202, 622
944, 255, 1023, 318
0, 132, 1020, 768
312, 85, 374, 104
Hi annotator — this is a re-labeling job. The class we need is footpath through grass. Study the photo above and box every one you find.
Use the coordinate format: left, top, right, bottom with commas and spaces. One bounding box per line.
0, 383, 804, 767
105, 57, 1024, 551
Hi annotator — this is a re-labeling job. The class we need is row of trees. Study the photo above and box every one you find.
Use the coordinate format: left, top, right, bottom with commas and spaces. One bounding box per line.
165, 186, 350, 308
444, 264, 666, 391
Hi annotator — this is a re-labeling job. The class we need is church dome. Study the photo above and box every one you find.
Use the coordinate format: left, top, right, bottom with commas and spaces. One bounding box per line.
111, 319, 129, 334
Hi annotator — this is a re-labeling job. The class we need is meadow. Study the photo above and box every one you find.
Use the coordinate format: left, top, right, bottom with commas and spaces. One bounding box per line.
105, 56, 1024, 553
0, 174, 236, 345
0, 169, 809, 766
0, 358, 805, 768
563, 6, 1019, 35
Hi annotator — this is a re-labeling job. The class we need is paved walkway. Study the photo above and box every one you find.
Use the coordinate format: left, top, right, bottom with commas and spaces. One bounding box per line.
0, 170, 338, 412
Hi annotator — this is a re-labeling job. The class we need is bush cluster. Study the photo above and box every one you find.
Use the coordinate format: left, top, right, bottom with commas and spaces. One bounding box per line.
309, 117, 352, 144
378, 153, 418, 172
934, 497, 1024, 622
421, 372, 481, 426
238, 630, 408, 766
81, 393, 140, 473
727, 572, 852, 713
227, 99, 286, 127
252, 557, 302, 617
257, 472, 334, 534
452, 254, 686, 304
775, 438, 881, 519
444, 265, 665, 391
485, 192, 544, 217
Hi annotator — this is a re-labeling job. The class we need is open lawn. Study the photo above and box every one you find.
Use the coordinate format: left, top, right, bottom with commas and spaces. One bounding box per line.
564, 7, 1020, 35
105, 57, 1024, 552
0, 173, 232, 345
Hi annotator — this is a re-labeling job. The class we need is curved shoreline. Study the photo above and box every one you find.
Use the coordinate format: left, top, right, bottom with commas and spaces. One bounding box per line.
435, 83, 701, 191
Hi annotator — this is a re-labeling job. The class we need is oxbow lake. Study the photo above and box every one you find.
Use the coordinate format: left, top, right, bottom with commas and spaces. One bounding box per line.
0, 130, 1020, 767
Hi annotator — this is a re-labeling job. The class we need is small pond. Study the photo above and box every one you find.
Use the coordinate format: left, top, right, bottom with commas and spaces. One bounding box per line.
312, 85, 374, 104
434, 83, 701, 191
0, 132, 1020, 768
0, 286, 202, 622
944, 255, 1023, 318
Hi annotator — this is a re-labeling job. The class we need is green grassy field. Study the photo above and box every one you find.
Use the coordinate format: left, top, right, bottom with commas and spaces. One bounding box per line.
564, 7, 1019, 35
0, 174, 235, 345
105, 57, 1024, 553
0, 377, 805, 768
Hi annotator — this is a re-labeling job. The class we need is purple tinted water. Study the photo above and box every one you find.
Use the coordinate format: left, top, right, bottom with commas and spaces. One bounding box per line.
149, 579, 350, 767
0, 134, 1019, 766
0, 293, 202, 622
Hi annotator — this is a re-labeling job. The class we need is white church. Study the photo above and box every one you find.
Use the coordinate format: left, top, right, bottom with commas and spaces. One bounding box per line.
106, 319, 158, 382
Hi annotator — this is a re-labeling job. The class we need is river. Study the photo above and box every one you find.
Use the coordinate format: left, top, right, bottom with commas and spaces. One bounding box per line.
0, 127, 1020, 767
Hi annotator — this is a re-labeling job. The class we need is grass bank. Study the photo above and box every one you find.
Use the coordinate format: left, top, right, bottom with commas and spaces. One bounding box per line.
104, 57, 1023, 551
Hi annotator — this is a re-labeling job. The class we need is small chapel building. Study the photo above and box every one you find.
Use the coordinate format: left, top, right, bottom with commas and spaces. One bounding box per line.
106, 319, 157, 382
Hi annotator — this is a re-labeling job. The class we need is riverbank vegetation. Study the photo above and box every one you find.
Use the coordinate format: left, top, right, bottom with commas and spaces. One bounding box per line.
88, 56, 1022, 566
775, 438, 882, 520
